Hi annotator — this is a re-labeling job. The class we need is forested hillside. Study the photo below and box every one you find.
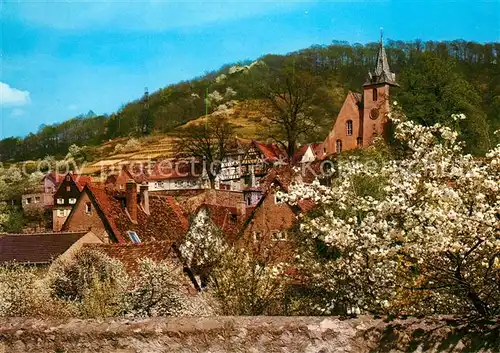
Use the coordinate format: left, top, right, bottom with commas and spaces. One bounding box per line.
1, 39, 498, 162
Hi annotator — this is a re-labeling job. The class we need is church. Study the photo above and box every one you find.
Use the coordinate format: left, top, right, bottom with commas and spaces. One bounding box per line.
323, 36, 399, 155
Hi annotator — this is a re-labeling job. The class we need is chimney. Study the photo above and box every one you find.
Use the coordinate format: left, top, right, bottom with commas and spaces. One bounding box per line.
126, 179, 137, 223
139, 183, 150, 215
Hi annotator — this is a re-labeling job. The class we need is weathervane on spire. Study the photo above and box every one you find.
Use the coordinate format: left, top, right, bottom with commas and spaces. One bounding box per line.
380, 27, 384, 45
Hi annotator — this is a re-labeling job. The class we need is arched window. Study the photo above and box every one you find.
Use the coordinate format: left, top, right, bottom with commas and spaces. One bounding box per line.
372, 88, 378, 101
336, 139, 342, 153
346, 120, 353, 136
357, 137, 363, 147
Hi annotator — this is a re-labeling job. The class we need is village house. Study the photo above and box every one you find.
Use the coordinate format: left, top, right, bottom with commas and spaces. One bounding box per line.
323, 36, 398, 155
237, 167, 315, 259
61, 181, 190, 244
22, 172, 65, 210
147, 158, 208, 192
215, 138, 250, 191
52, 173, 92, 232
238, 140, 287, 185
105, 164, 148, 193
182, 166, 315, 264
293, 143, 324, 164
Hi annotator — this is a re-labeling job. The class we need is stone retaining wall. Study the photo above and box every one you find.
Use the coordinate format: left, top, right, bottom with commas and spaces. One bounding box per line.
0, 316, 498, 353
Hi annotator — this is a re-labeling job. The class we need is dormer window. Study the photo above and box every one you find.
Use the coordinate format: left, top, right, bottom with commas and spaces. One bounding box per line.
69, 198, 77, 204
346, 120, 353, 136
57, 198, 64, 205
372, 88, 378, 101
127, 231, 141, 244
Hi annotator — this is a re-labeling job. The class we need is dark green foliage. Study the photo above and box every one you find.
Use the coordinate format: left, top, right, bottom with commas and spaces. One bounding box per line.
0, 39, 497, 162
395, 52, 492, 154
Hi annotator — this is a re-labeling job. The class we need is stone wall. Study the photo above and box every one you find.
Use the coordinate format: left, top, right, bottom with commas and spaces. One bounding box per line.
0, 316, 498, 353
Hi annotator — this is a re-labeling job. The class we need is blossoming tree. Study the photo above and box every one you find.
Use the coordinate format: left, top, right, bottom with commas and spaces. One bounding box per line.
284, 108, 500, 317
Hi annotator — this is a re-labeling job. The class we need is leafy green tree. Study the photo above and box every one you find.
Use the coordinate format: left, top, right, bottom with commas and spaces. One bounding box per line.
395, 52, 491, 154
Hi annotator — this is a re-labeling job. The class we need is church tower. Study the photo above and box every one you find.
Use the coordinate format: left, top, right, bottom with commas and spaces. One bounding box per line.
361, 32, 398, 147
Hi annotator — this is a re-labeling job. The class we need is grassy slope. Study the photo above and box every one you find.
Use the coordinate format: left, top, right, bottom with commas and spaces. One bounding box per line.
80, 100, 272, 173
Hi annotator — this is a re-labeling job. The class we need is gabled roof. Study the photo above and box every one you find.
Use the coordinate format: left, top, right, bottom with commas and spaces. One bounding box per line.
256, 166, 317, 212
120, 165, 148, 184
64, 185, 190, 244
292, 143, 325, 164
83, 185, 126, 243
196, 203, 243, 240
0, 232, 88, 264
55, 172, 92, 192
247, 140, 287, 162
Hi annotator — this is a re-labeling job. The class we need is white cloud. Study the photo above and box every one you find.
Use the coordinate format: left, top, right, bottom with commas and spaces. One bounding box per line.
0, 82, 30, 106
11, 108, 25, 117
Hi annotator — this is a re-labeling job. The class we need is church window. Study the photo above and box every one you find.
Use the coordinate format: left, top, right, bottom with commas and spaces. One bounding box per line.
372, 88, 378, 101
346, 120, 353, 136
336, 140, 342, 153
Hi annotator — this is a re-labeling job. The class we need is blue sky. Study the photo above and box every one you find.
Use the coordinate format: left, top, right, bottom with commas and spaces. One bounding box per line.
1, 0, 499, 139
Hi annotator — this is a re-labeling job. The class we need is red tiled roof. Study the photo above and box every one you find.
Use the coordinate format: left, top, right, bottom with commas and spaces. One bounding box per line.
253, 141, 287, 161
65, 185, 191, 244
200, 203, 242, 239
258, 166, 299, 192
109, 195, 190, 243
72, 174, 92, 191
255, 166, 317, 213
84, 241, 199, 293
85, 185, 126, 243
0, 232, 87, 264
167, 196, 190, 232
85, 240, 179, 273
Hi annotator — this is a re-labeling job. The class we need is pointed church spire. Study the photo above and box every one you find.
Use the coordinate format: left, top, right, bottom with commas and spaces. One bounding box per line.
375, 29, 391, 77
364, 30, 398, 86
